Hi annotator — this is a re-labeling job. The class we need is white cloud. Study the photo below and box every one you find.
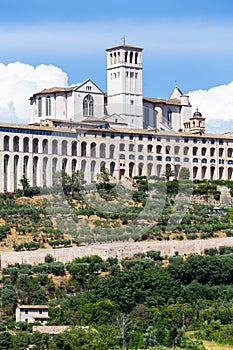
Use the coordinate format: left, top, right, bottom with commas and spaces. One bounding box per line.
0, 62, 68, 124
189, 82, 233, 133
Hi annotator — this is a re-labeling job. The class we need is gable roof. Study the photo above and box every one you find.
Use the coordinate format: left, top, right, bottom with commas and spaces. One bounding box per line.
74, 79, 104, 94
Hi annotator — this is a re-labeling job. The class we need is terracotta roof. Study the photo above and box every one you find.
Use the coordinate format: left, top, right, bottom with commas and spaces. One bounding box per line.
143, 97, 181, 105
30, 86, 78, 98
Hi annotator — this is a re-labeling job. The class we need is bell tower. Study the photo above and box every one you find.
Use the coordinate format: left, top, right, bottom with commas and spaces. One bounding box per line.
106, 43, 143, 128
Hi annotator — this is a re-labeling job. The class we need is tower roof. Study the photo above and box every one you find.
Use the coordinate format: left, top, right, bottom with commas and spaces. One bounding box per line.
106, 44, 143, 52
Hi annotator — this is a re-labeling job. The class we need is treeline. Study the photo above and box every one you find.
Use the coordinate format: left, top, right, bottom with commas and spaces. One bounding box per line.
3, 251, 233, 347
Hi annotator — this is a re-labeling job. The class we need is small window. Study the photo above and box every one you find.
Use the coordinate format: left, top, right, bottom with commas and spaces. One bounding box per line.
129, 135, 134, 140
157, 156, 162, 161
102, 133, 106, 138
210, 139, 215, 144
166, 156, 171, 161
131, 100, 134, 105
25, 310, 28, 314
148, 136, 152, 141
138, 135, 143, 141
147, 155, 153, 161
193, 138, 198, 143
193, 158, 198, 163
175, 157, 180, 162
184, 138, 189, 143
86, 86, 92, 91
120, 134, 124, 139
184, 157, 189, 162
219, 139, 224, 145
39, 309, 43, 314
110, 134, 115, 139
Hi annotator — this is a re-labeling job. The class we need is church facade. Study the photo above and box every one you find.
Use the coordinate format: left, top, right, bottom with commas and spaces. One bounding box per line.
1, 43, 233, 193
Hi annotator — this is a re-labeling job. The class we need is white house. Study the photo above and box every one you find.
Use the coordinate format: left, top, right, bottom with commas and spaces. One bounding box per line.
16, 305, 49, 324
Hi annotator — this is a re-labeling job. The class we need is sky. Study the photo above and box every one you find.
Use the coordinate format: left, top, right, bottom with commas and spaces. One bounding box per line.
1, 0, 233, 133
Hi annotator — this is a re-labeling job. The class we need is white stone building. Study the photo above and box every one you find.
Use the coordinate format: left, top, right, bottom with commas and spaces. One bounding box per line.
0, 42, 232, 192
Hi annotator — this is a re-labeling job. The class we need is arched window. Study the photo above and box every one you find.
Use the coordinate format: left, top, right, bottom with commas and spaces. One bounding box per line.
33, 138, 39, 153
13, 136, 19, 152
52, 140, 58, 154
119, 143, 125, 151
166, 156, 171, 162
23, 137, 29, 152
46, 96, 51, 116
135, 52, 138, 64
202, 159, 207, 164
83, 95, 94, 117
72, 141, 77, 156
193, 158, 198, 163
61, 140, 67, 155
42, 139, 48, 154
129, 144, 134, 152
3, 136, 9, 151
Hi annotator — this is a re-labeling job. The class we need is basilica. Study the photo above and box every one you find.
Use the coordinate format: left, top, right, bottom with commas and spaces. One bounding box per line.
1, 43, 233, 192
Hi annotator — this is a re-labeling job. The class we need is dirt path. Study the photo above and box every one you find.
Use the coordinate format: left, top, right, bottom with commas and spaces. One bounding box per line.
2, 236, 233, 268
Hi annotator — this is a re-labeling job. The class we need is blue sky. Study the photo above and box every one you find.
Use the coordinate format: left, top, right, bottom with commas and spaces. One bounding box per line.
1, 0, 233, 132
1, 0, 233, 97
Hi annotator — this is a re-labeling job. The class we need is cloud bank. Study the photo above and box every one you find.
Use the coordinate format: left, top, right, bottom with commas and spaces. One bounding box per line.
189, 82, 233, 133
0, 62, 68, 124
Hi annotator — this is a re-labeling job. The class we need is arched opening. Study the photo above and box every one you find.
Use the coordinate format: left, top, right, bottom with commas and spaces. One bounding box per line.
138, 144, 143, 152
109, 144, 115, 158
119, 169, 125, 179
174, 146, 180, 155
71, 141, 77, 156
219, 148, 224, 157
184, 147, 189, 155
210, 148, 215, 157
33, 138, 39, 153
61, 140, 67, 156
129, 162, 134, 178
81, 142, 87, 157
156, 145, 162, 153
90, 142, 96, 158
62, 158, 67, 172
3, 136, 9, 151
13, 136, 19, 152
219, 167, 224, 180
227, 148, 233, 157
52, 158, 58, 185
192, 147, 198, 156
135, 52, 138, 64
201, 166, 207, 179
210, 166, 215, 180
14, 155, 19, 191
42, 139, 48, 154
147, 144, 153, 153
147, 163, 153, 177
4, 155, 9, 192
228, 168, 233, 180
100, 143, 106, 158
119, 143, 125, 152
125, 51, 128, 63
23, 156, 29, 177
23, 137, 29, 152
201, 147, 207, 156
156, 164, 162, 177
138, 162, 144, 176
43, 157, 48, 187
33, 157, 38, 186
110, 161, 115, 177
129, 144, 134, 152
71, 159, 77, 174
193, 166, 198, 179
91, 160, 96, 182
52, 140, 58, 154
81, 160, 86, 179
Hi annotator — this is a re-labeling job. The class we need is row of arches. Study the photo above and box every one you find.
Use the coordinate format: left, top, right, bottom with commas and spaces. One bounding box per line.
3, 136, 78, 156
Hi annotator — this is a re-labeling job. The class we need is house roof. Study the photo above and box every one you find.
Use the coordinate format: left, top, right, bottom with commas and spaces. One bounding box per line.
143, 97, 181, 106
17, 305, 48, 309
